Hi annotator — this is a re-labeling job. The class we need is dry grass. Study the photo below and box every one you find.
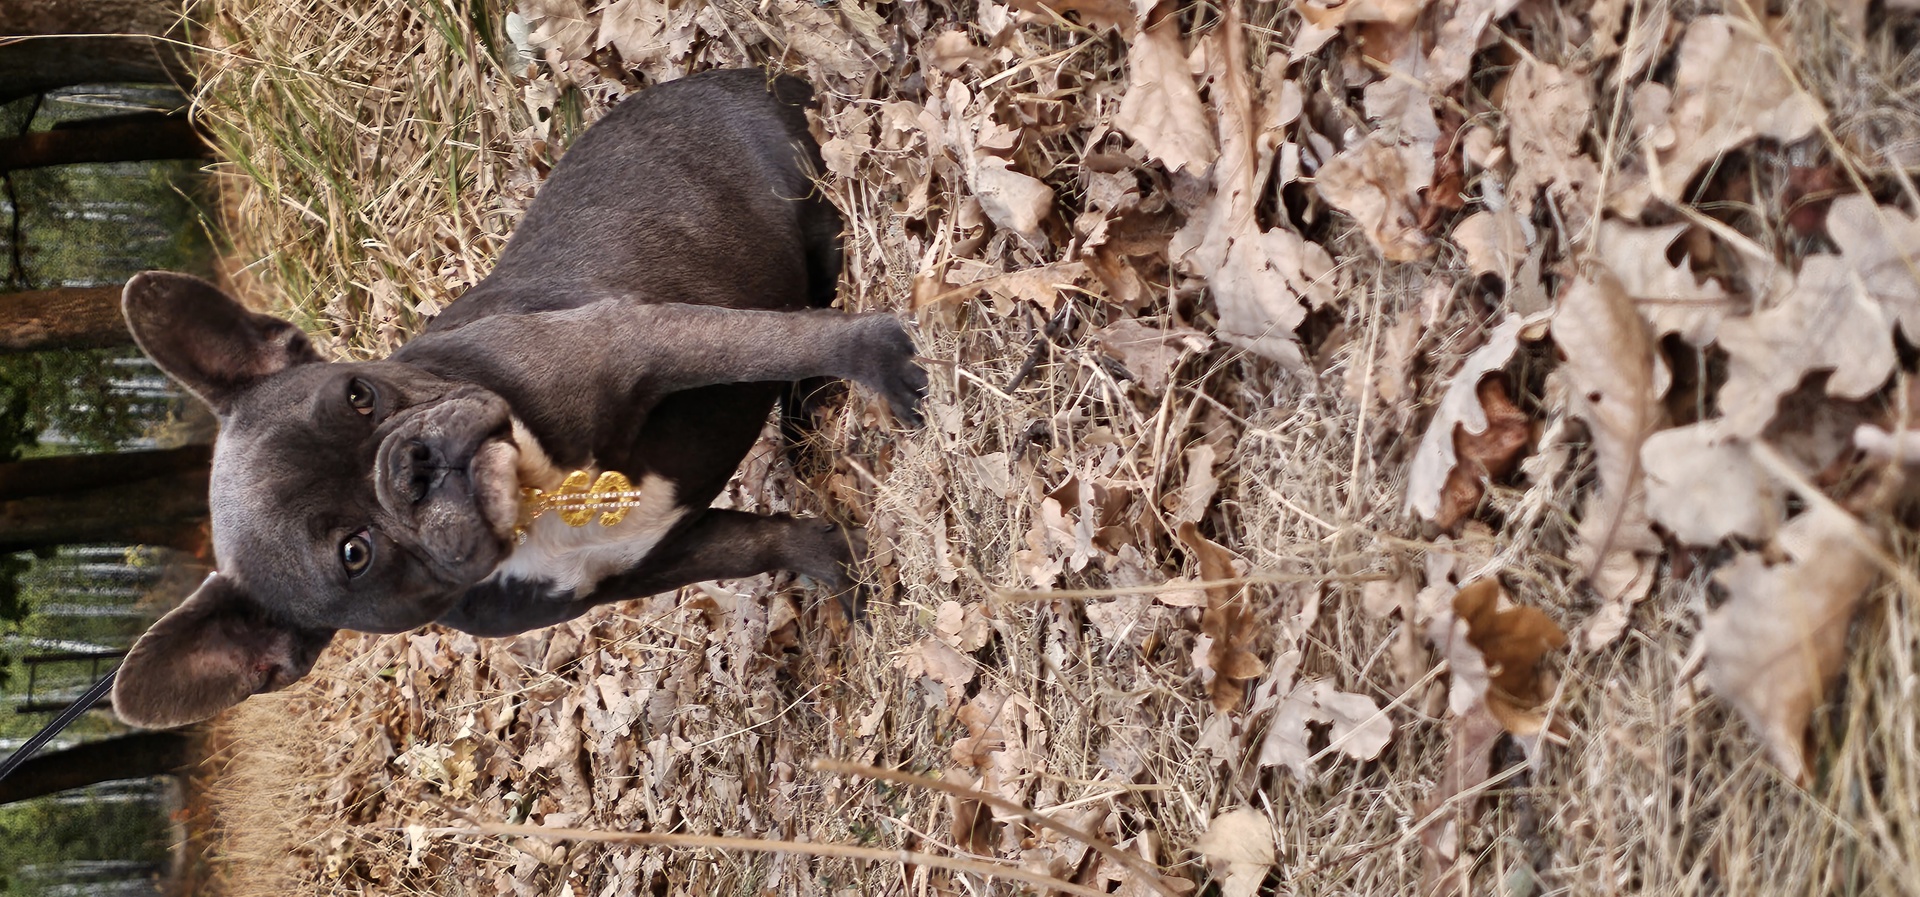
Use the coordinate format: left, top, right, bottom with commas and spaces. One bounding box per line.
177, 0, 1920, 894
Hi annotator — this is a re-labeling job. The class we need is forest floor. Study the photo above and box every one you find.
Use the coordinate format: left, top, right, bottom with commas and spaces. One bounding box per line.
178, 0, 1920, 893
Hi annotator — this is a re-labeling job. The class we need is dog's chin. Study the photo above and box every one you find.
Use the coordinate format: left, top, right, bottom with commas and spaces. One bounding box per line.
470, 437, 523, 542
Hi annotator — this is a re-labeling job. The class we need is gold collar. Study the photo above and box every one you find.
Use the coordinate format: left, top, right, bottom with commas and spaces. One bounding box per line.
516, 470, 648, 539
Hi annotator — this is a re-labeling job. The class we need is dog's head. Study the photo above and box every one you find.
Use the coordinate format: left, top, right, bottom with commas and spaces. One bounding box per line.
113, 272, 529, 728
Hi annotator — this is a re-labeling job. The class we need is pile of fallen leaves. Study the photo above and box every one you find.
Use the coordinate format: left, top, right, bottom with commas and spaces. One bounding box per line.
187, 0, 1920, 892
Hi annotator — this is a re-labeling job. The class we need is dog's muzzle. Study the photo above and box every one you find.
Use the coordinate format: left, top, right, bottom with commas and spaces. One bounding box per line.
371, 392, 514, 565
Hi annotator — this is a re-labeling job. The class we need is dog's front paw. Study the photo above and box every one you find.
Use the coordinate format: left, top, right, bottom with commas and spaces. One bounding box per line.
853, 315, 928, 427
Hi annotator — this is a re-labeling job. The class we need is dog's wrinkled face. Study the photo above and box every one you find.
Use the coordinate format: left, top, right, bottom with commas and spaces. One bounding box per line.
212, 360, 522, 632
109, 272, 536, 728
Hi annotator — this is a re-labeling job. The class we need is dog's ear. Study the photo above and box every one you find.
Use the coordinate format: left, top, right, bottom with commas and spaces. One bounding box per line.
122, 271, 325, 413
112, 573, 338, 729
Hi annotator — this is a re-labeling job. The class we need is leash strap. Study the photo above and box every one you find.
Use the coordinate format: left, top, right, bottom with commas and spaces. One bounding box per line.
0, 666, 118, 783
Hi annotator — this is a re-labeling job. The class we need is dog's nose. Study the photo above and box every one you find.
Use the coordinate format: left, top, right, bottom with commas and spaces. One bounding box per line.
405, 442, 436, 504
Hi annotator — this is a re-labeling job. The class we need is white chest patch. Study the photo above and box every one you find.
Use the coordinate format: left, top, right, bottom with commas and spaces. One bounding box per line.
489, 471, 685, 594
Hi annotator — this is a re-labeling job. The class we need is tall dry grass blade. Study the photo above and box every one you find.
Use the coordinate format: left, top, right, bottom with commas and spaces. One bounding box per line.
441, 823, 1112, 897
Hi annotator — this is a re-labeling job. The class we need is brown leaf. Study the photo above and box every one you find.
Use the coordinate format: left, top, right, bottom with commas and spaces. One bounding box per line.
1553, 269, 1666, 648
1171, 442, 1221, 524
1611, 16, 1825, 216
927, 29, 987, 73
946, 769, 1000, 855
1179, 523, 1264, 711
1596, 220, 1732, 346
898, 637, 976, 702
1423, 0, 1524, 88
1257, 679, 1394, 776
1291, 0, 1426, 28
1433, 377, 1532, 530
1405, 314, 1538, 523
972, 156, 1054, 243
1093, 317, 1211, 395
1313, 132, 1435, 262
936, 600, 993, 652
1451, 579, 1567, 734
1704, 505, 1880, 784
1192, 807, 1275, 897
1641, 422, 1783, 545
1500, 59, 1599, 225
1716, 196, 1920, 439
520, 0, 596, 60
1168, 9, 1324, 369
1113, 12, 1216, 175
1177, 521, 1243, 602
1452, 207, 1531, 281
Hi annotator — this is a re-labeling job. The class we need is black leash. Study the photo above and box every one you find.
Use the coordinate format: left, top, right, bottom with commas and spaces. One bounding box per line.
0, 666, 118, 783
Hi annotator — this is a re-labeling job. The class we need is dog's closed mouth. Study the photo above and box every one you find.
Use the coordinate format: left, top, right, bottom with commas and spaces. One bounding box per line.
470, 436, 523, 542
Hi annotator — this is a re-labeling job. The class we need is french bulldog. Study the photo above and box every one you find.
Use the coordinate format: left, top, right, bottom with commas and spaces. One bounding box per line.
111, 69, 926, 729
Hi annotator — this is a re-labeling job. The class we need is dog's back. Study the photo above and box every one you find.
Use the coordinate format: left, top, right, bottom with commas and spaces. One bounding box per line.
428, 69, 839, 328
411, 69, 841, 503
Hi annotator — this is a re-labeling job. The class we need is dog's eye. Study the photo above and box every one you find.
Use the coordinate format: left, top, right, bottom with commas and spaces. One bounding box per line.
346, 379, 375, 416
341, 532, 374, 576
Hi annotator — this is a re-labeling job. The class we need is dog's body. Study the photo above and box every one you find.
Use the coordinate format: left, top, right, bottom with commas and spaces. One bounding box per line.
112, 70, 925, 728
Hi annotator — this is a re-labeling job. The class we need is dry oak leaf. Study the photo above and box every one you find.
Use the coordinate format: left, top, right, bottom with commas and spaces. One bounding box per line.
1424, 0, 1525, 89
1093, 316, 1212, 395
1171, 441, 1221, 524
1704, 504, 1880, 785
1553, 269, 1666, 648
898, 637, 976, 702
1453, 206, 1532, 281
519, 0, 597, 60
1433, 378, 1532, 530
1451, 579, 1567, 735
1257, 679, 1395, 777
1210, 227, 1334, 369
944, 768, 999, 856
1715, 195, 1920, 439
1168, 12, 1323, 370
972, 156, 1054, 243
1501, 59, 1599, 222
1614, 15, 1824, 216
1192, 807, 1276, 897
1314, 132, 1436, 262
1292, 0, 1426, 27
1405, 313, 1540, 523
1597, 220, 1732, 346
596, 0, 679, 68
936, 600, 993, 652
1114, 13, 1217, 175
1641, 421, 1782, 545
927, 29, 987, 73
1179, 522, 1265, 711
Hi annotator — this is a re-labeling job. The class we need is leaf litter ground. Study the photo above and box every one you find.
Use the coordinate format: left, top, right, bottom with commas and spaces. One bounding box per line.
179, 0, 1920, 893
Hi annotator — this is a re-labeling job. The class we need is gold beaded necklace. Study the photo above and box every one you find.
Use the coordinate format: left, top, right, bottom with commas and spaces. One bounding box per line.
515, 470, 648, 540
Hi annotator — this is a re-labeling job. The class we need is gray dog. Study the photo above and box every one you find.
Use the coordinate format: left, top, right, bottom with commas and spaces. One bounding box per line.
112, 69, 926, 728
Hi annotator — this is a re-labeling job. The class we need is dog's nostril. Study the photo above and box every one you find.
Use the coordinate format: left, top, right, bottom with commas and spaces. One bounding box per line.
409, 470, 433, 503
400, 441, 437, 504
